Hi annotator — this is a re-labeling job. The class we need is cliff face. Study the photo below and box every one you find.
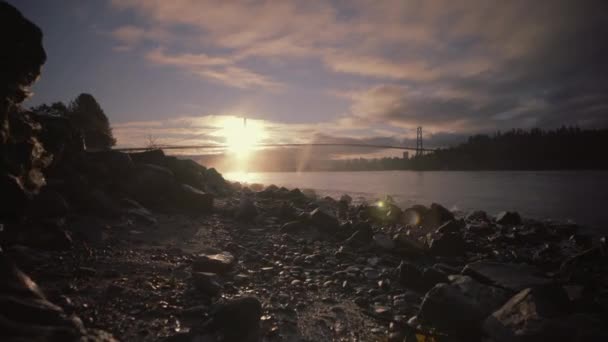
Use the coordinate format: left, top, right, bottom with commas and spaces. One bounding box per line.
0, 1, 50, 218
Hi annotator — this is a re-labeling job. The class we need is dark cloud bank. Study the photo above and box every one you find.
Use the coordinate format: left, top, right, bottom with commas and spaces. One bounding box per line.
354, 0, 608, 134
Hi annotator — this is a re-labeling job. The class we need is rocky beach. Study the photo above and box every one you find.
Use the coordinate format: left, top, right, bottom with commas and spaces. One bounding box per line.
2, 145, 608, 341
2, 2, 608, 341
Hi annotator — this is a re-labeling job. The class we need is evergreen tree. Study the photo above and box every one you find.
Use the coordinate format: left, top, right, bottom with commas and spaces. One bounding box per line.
68, 93, 115, 149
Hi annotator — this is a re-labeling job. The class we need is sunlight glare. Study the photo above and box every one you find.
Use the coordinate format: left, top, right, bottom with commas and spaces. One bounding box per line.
219, 117, 265, 158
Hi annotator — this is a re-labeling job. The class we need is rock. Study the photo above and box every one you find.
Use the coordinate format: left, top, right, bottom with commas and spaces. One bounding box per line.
385, 204, 403, 223
393, 233, 426, 256
192, 272, 222, 296
558, 245, 606, 283
339, 194, 352, 204
402, 203, 454, 229
166, 157, 218, 193
276, 201, 296, 219
309, 207, 339, 231
463, 261, 551, 292
125, 163, 176, 208
569, 233, 593, 248
424, 203, 454, 228
398, 261, 423, 289
205, 297, 262, 342
86, 150, 134, 175
401, 206, 424, 226
120, 198, 156, 224
280, 221, 308, 233
343, 221, 373, 246
193, 252, 236, 274
435, 219, 464, 234
418, 275, 510, 337
235, 197, 257, 221
174, 183, 214, 213
496, 211, 522, 225
399, 262, 449, 291
466, 210, 488, 221
86, 188, 120, 216
428, 232, 467, 256
373, 233, 395, 250
482, 286, 572, 342
465, 222, 494, 235
421, 267, 449, 289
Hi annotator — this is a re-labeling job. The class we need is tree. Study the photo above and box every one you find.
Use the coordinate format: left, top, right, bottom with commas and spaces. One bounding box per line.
68, 93, 115, 150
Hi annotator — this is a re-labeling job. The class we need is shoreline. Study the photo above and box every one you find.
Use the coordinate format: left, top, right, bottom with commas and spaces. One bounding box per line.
3, 150, 607, 341
223, 170, 608, 232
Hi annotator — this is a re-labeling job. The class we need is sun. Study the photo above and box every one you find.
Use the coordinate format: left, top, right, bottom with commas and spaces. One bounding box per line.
219, 116, 264, 158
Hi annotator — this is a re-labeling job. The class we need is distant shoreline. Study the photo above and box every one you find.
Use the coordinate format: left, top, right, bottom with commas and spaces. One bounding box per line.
220, 168, 608, 173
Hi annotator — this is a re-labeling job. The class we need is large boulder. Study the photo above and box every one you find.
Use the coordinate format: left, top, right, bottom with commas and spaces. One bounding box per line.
428, 232, 467, 256
463, 261, 551, 293
280, 221, 308, 233
496, 211, 522, 225
483, 286, 575, 342
124, 163, 176, 208
85, 150, 134, 177
174, 184, 213, 213
127, 149, 167, 167
393, 232, 427, 256
435, 219, 464, 234
558, 245, 607, 283
204, 297, 262, 342
418, 275, 510, 338
309, 207, 339, 231
402, 203, 454, 229
343, 221, 373, 247
235, 197, 258, 221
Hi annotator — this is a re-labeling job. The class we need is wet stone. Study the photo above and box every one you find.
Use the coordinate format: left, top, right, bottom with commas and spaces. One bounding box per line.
193, 251, 235, 274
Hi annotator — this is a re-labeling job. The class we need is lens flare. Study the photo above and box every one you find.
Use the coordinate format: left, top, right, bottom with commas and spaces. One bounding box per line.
219, 117, 265, 158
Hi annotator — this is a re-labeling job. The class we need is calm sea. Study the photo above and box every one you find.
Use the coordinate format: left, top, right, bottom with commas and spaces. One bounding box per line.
224, 170, 608, 230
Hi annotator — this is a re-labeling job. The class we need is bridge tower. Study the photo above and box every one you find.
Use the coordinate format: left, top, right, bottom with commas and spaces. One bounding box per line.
416, 126, 423, 156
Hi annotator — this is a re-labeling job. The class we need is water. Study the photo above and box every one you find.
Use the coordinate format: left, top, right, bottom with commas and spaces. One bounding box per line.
225, 170, 608, 229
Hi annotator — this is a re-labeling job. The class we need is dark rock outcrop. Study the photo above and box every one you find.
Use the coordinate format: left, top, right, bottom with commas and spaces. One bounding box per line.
0, 1, 50, 219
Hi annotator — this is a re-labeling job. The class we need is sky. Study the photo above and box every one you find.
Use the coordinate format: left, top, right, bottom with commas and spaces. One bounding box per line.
11, 0, 608, 156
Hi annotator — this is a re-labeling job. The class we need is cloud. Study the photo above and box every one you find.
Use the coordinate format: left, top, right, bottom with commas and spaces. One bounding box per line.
146, 48, 232, 67
107, 0, 608, 133
144, 48, 283, 90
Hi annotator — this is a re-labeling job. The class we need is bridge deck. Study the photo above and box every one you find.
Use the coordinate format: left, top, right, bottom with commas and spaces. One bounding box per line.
112, 143, 436, 153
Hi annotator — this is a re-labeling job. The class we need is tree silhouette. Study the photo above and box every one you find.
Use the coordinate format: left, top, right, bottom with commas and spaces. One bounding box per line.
30, 101, 69, 117
68, 93, 115, 150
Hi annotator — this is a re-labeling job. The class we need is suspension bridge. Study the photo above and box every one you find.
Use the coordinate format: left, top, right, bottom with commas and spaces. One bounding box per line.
112, 119, 434, 156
